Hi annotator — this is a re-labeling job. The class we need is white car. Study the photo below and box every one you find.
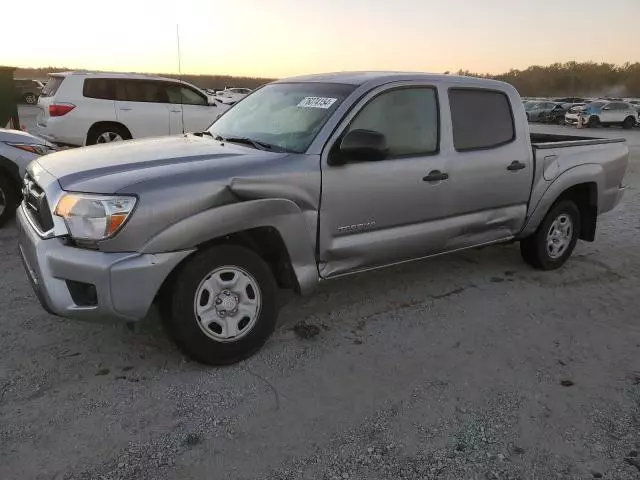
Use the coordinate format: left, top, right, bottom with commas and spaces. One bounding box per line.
566, 100, 638, 129
214, 87, 252, 105
35, 72, 229, 146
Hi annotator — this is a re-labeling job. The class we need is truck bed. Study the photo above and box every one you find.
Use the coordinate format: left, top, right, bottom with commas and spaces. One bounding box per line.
530, 132, 626, 150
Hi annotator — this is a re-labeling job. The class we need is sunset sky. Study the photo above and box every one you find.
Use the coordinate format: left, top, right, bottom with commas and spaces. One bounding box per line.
2, 0, 638, 78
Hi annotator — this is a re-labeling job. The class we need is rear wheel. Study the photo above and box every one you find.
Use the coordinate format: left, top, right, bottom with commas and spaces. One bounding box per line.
0, 174, 19, 228
520, 200, 580, 270
86, 124, 131, 145
23, 93, 37, 105
163, 245, 279, 365
622, 116, 635, 130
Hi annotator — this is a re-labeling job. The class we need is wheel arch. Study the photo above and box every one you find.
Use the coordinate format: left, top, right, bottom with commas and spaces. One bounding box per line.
86, 121, 132, 145
520, 165, 602, 241
143, 198, 319, 295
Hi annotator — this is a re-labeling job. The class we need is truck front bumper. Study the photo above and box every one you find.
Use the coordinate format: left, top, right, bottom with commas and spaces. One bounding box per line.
17, 205, 193, 322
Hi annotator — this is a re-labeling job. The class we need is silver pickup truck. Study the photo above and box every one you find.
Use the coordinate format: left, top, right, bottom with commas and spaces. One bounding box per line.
17, 72, 628, 365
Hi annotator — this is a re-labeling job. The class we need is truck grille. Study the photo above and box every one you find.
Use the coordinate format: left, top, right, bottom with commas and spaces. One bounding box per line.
23, 173, 54, 232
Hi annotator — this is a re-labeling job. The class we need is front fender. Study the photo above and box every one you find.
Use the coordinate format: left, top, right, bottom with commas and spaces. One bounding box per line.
140, 198, 319, 294
519, 163, 604, 238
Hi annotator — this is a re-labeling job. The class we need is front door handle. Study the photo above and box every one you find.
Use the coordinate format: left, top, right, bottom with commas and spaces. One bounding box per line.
423, 170, 449, 182
169, 109, 182, 113
507, 160, 526, 171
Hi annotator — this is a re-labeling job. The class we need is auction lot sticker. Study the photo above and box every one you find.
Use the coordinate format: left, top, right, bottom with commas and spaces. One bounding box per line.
297, 97, 337, 109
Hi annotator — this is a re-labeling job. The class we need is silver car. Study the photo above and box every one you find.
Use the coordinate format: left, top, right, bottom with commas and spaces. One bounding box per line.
0, 129, 56, 227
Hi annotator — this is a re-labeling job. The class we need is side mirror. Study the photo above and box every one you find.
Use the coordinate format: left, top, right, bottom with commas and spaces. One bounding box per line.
332, 129, 387, 165
602, 106, 610, 111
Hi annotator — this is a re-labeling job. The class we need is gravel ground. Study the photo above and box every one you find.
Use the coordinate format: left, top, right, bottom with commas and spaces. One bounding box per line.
1, 126, 639, 480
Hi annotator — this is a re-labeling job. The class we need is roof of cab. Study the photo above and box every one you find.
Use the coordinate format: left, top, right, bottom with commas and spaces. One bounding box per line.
274, 71, 513, 90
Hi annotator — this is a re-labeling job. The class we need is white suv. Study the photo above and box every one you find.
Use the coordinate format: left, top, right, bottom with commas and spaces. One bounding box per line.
35, 72, 229, 146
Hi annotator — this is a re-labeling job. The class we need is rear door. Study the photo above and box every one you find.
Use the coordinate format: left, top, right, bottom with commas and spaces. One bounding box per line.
441, 88, 533, 249
115, 80, 171, 139
166, 83, 219, 133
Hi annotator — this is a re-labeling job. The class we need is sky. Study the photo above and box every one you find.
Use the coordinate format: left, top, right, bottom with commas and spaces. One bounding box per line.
2, 0, 638, 78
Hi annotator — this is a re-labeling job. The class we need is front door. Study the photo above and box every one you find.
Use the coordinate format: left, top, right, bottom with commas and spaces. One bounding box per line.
318, 85, 448, 278
166, 83, 219, 133
441, 88, 534, 250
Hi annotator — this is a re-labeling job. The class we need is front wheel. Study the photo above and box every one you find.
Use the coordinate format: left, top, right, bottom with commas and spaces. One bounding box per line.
163, 245, 279, 365
520, 200, 581, 270
587, 115, 600, 128
622, 116, 635, 130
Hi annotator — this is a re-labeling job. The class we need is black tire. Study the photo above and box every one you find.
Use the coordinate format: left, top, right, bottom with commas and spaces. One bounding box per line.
23, 93, 38, 105
587, 116, 600, 128
0, 174, 19, 228
555, 115, 564, 125
163, 245, 279, 365
622, 116, 635, 130
520, 200, 581, 271
86, 124, 132, 145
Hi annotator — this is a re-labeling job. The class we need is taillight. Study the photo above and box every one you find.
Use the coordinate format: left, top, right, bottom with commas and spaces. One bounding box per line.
49, 103, 75, 117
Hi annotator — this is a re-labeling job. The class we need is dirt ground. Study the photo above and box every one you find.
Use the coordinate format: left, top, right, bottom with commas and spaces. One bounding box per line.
1, 125, 639, 480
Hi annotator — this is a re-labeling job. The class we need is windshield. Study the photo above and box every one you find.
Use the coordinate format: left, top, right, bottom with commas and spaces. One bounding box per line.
207, 82, 355, 153
524, 102, 540, 111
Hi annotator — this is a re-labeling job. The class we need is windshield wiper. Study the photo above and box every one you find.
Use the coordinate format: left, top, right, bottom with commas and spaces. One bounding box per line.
211, 135, 293, 153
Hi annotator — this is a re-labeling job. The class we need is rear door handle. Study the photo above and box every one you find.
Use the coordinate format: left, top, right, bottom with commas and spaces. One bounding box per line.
423, 170, 449, 182
507, 160, 526, 171
119, 107, 132, 111
169, 109, 182, 113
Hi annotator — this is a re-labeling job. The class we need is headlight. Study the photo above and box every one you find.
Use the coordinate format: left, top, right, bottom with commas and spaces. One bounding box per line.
6, 142, 56, 155
54, 193, 137, 241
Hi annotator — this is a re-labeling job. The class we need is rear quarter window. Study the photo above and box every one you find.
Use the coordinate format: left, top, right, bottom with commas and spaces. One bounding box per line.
40, 76, 64, 97
83, 78, 117, 100
448, 88, 515, 151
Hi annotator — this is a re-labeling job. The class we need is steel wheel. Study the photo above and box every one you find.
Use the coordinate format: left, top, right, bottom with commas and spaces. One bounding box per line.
193, 266, 262, 343
546, 213, 573, 259
96, 132, 124, 143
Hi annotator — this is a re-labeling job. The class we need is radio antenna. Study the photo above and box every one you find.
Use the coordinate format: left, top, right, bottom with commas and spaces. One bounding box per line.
176, 24, 185, 134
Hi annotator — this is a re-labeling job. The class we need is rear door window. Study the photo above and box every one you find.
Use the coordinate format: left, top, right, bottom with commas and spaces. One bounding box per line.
83, 78, 117, 100
40, 76, 64, 97
118, 80, 169, 103
448, 88, 515, 151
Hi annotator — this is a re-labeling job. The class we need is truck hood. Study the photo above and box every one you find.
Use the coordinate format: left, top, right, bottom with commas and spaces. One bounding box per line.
35, 134, 286, 193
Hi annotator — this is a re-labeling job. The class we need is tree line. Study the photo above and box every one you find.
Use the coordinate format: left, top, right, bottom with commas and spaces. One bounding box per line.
457, 62, 640, 98
11, 61, 640, 97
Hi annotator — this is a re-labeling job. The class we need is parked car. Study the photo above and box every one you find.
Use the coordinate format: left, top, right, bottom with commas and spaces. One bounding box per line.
563, 103, 588, 126
14, 79, 44, 105
17, 72, 628, 365
577, 100, 638, 129
34, 72, 230, 147
525, 101, 566, 124
214, 87, 252, 105
0, 129, 56, 226
553, 97, 587, 103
